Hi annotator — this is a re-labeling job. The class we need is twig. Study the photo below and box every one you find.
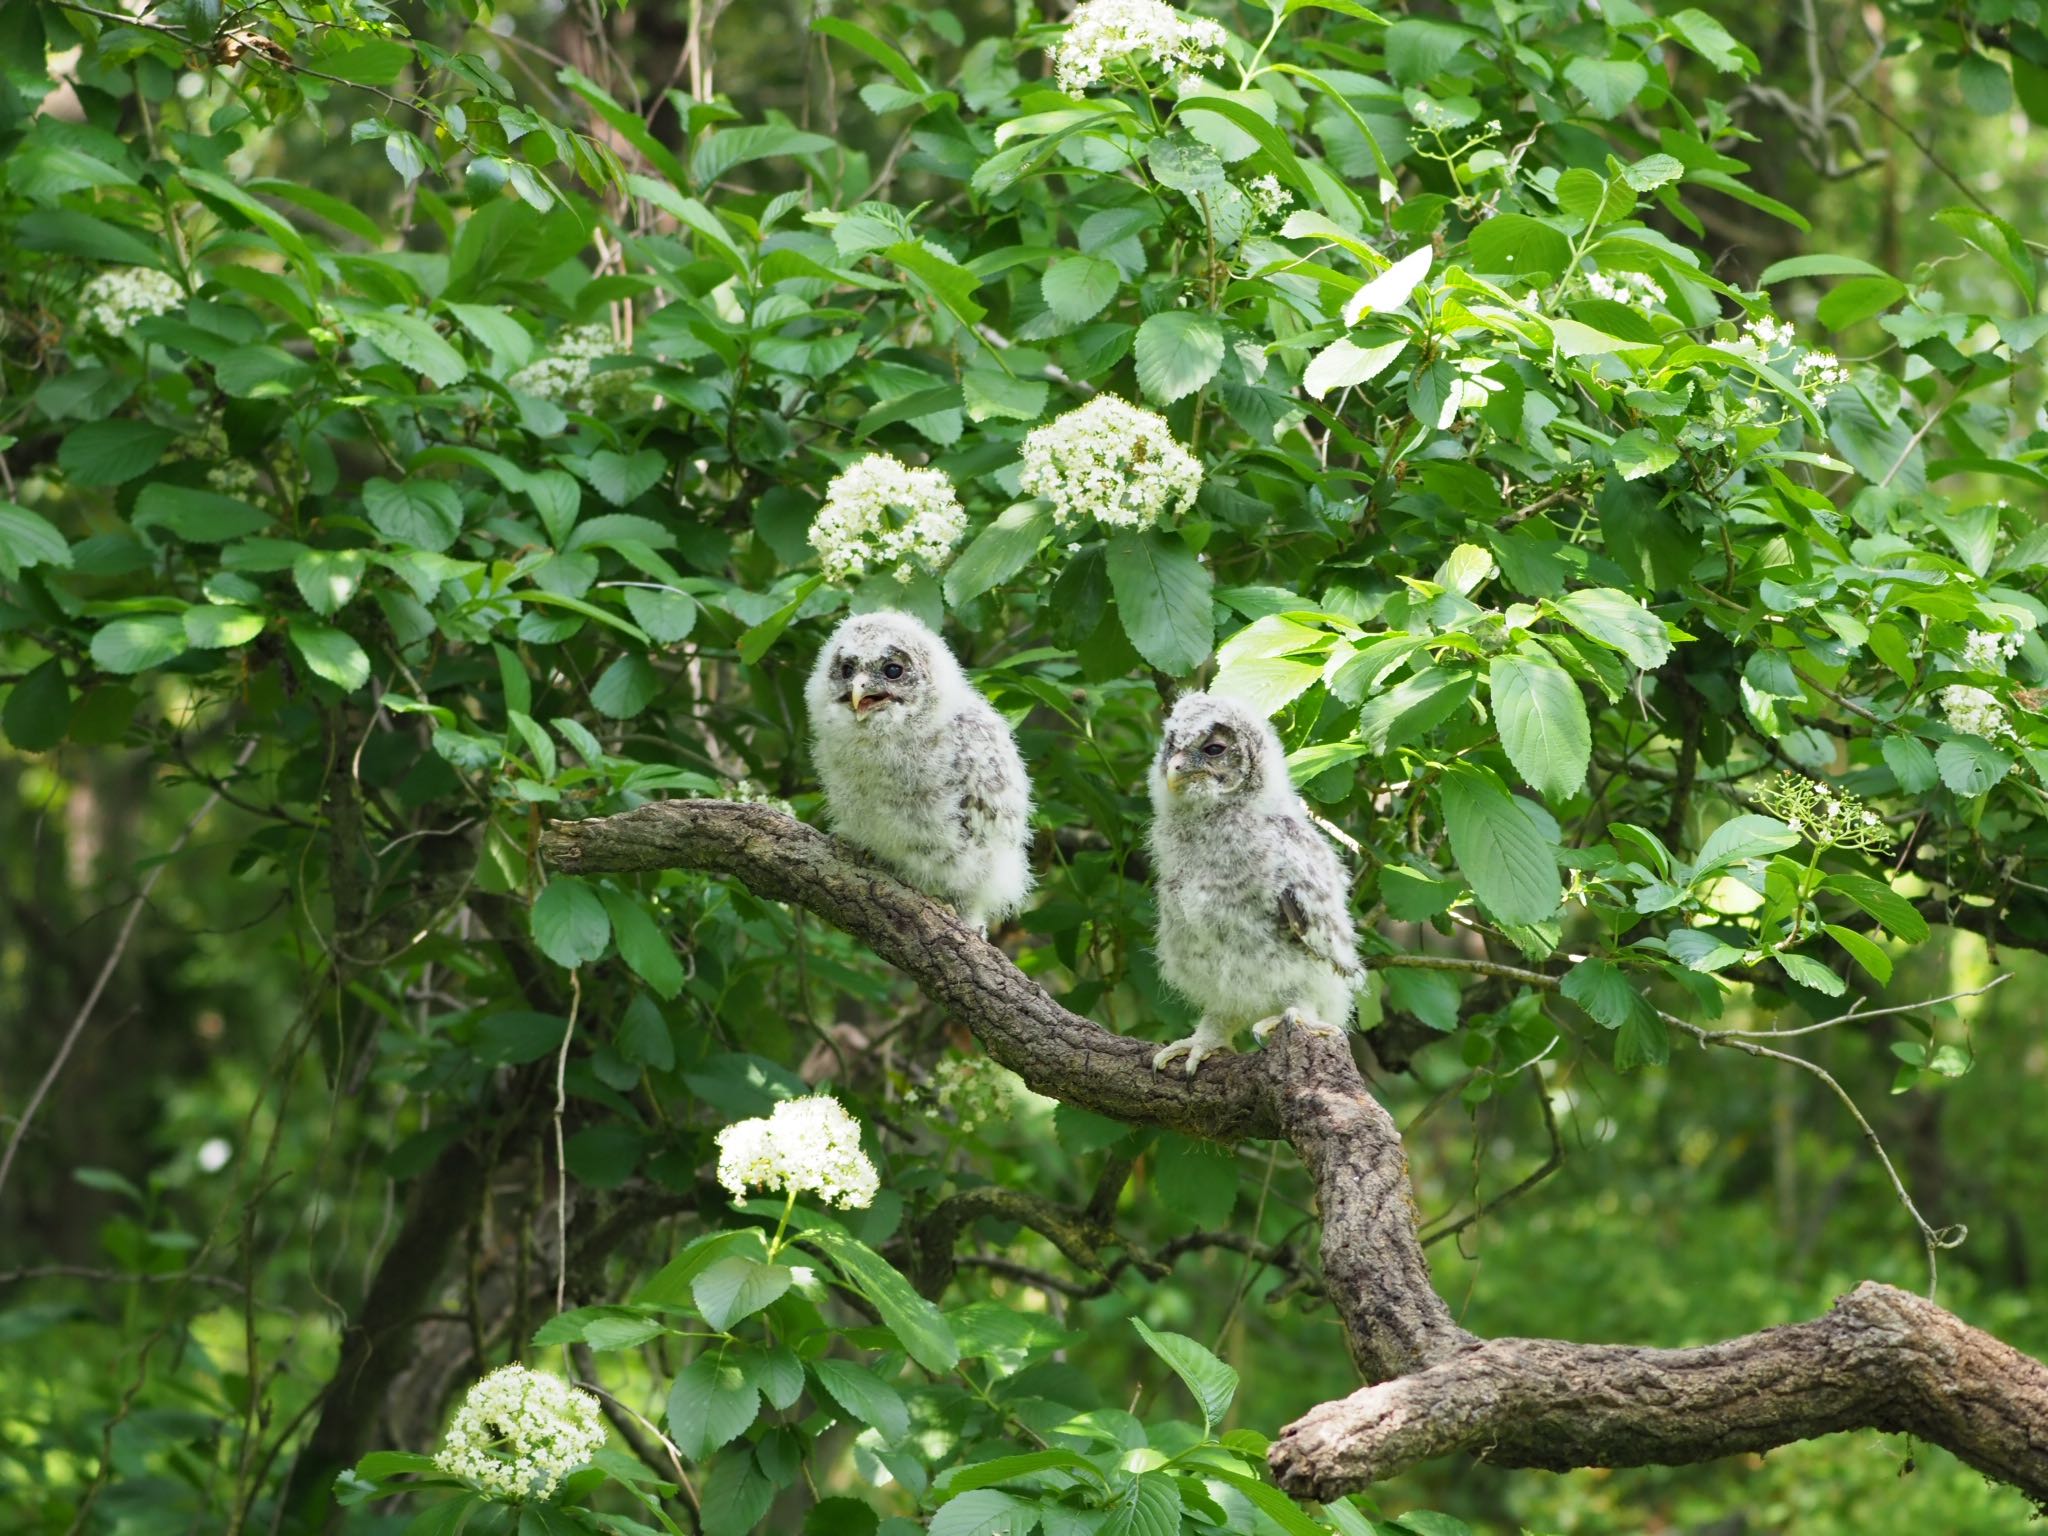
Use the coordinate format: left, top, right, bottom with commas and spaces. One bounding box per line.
553, 970, 582, 1315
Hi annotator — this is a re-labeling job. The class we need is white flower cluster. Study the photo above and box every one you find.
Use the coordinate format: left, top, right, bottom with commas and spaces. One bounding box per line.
79, 267, 185, 338
715, 1094, 879, 1209
1052, 0, 1227, 95
1794, 349, 1850, 407
1019, 394, 1203, 531
808, 453, 966, 581
1740, 313, 1797, 354
434, 1365, 606, 1504
1962, 629, 2024, 672
1245, 174, 1292, 218
1941, 684, 2009, 739
721, 777, 796, 816
1586, 268, 1666, 307
508, 323, 646, 413
1756, 772, 1893, 853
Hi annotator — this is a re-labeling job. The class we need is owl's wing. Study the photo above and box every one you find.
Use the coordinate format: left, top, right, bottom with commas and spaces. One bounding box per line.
944, 710, 1025, 852
1271, 817, 1361, 979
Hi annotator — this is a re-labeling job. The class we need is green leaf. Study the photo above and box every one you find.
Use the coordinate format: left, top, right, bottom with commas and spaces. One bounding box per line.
1935, 735, 2011, 796
691, 123, 835, 187
590, 654, 662, 718
623, 588, 699, 645
1665, 7, 1751, 69
1823, 923, 1894, 985
1203, 1470, 1329, 1536
293, 549, 369, 616
1824, 872, 1929, 943
1815, 275, 1905, 331
1776, 951, 1847, 997
1694, 814, 1801, 874
1490, 652, 1590, 800
800, 1228, 959, 1371
1610, 429, 1677, 482
134, 483, 269, 543
1561, 957, 1633, 1027
885, 241, 987, 327
1385, 17, 1471, 84
1562, 57, 1649, 118
1133, 310, 1225, 405
1881, 735, 1939, 793
1104, 1474, 1181, 1536
945, 503, 1054, 608
692, 1261, 794, 1335
1465, 213, 1573, 281
184, 605, 264, 649
1105, 530, 1213, 675
575, 449, 666, 508
531, 877, 612, 968
1555, 167, 1632, 228
598, 888, 684, 999
667, 1357, 760, 1460
365, 478, 463, 553
929, 1491, 1035, 1536
1757, 253, 1891, 284
811, 1358, 910, 1444
1439, 762, 1561, 925
1552, 588, 1672, 670
91, 615, 188, 675
57, 420, 175, 486
351, 312, 469, 387
3, 660, 71, 751
0, 503, 73, 575
1341, 246, 1433, 324
1959, 54, 2013, 116
636, 1230, 766, 1306
739, 574, 827, 665
1130, 1318, 1238, 1432
1042, 256, 1120, 324
288, 621, 371, 691
933, 1451, 1104, 1497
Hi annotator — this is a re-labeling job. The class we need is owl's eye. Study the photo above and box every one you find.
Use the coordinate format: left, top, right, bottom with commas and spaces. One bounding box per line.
840, 659, 856, 679
883, 662, 905, 680
1201, 741, 1227, 758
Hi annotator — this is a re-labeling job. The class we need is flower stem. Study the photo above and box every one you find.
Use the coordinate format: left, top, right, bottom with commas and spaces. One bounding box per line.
767, 1189, 797, 1260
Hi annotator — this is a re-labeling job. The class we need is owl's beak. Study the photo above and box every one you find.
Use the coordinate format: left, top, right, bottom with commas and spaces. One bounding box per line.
1164, 752, 1191, 792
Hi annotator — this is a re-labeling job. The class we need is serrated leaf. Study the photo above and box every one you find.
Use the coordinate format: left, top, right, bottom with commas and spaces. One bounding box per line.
1490, 652, 1590, 800
1823, 923, 1894, 985
598, 888, 684, 999
1341, 245, 1432, 325
1105, 530, 1213, 674
531, 877, 612, 968
288, 620, 370, 691
623, 587, 698, 644
1439, 762, 1561, 925
1130, 1318, 1237, 1431
1563, 57, 1649, 118
1133, 310, 1225, 405
58, 419, 176, 486
1553, 587, 1672, 670
1042, 256, 1120, 324
811, 1358, 910, 1444
1303, 336, 1406, 401
1824, 872, 1928, 943
134, 483, 269, 543
929, 1491, 1035, 1536
1935, 735, 2011, 796
184, 605, 264, 648
667, 1356, 760, 1460
3, 659, 71, 750
801, 1227, 958, 1371
293, 548, 369, 615
945, 502, 1054, 608
352, 311, 468, 387
590, 654, 662, 718
1776, 951, 1847, 996
365, 477, 463, 552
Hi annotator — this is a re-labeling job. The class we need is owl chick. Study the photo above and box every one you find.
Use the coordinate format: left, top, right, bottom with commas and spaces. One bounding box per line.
1148, 692, 1363, 1075
805, 611, 1033, 932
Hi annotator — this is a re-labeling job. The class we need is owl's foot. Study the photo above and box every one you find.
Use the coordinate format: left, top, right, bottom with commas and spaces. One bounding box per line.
1252, 1008, 1344, 1043
1152, 1020, 1234, 1077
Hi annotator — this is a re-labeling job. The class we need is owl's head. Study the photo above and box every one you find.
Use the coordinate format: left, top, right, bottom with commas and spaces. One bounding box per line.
805, 610, 963, 733
1151, 692, 1292, 815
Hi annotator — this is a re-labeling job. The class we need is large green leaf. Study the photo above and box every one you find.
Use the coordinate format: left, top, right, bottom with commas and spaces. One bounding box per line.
1439, 763, 1561, 924
667, 1357, 760, 1460
1133, 310, 1225, 405
1552, 588, 1672, 670
946, 503, 1055, 608
531, 876, 612, 969
1130, 1319, 1237, 1432
1105, 530, 1213, 675
692, 1255, 793, 1331
800, 1228, 959, 1372
810, 1358, 910, 1444
288, 620, 371, 691
1490, 651, 1590, 800
57, 420, 175, 486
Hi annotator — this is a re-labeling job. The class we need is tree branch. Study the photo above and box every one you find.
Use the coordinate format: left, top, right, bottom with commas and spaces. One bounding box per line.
540, 800, 2048, 1508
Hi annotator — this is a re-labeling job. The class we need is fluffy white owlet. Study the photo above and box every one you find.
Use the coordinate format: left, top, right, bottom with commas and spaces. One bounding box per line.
1147, 692, 1363, 1074
805, 611, 1033, 932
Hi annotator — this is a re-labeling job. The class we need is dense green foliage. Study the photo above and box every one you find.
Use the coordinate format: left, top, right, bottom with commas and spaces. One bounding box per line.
3, 0, 2045, 1531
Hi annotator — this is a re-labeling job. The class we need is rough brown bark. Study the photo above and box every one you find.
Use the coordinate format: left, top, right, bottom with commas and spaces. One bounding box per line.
541, 799, 2048, 1508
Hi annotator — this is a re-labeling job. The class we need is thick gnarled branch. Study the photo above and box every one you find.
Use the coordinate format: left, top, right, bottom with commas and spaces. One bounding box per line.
541, 800, 2048, 1509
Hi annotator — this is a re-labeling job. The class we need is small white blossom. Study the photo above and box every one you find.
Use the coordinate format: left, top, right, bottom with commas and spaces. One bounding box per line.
1962, 629, 2023, 672
715, 1094, 879, 1210
1377, 178, 1400, 206
1019, 394, 1203, 531
1738, 312, 1797, 356
1245, 174, 1292, 218
808, 453, 966, 581
508, 323, 646, 413
1485, 118, 1503, 132
434, 1365, 606, 1504
1941, 684, 2009, 740
1794, 348, 1850, 407
1052, 0, 1227, 94
79, 266, 185, 337
1586, 268, 1665, 307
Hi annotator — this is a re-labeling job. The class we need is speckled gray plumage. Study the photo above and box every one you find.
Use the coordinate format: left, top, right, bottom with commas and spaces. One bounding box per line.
1147, 691, 1361, 1073
804, 611, 1032, 930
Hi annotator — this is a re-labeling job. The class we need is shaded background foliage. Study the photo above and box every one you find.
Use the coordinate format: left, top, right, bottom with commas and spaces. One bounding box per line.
2, 0, 2046, 1530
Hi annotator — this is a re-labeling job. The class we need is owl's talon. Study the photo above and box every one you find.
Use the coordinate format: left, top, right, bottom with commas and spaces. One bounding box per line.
1250, 1012, 1286, 1043
1153, 1022, 1233, 1076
